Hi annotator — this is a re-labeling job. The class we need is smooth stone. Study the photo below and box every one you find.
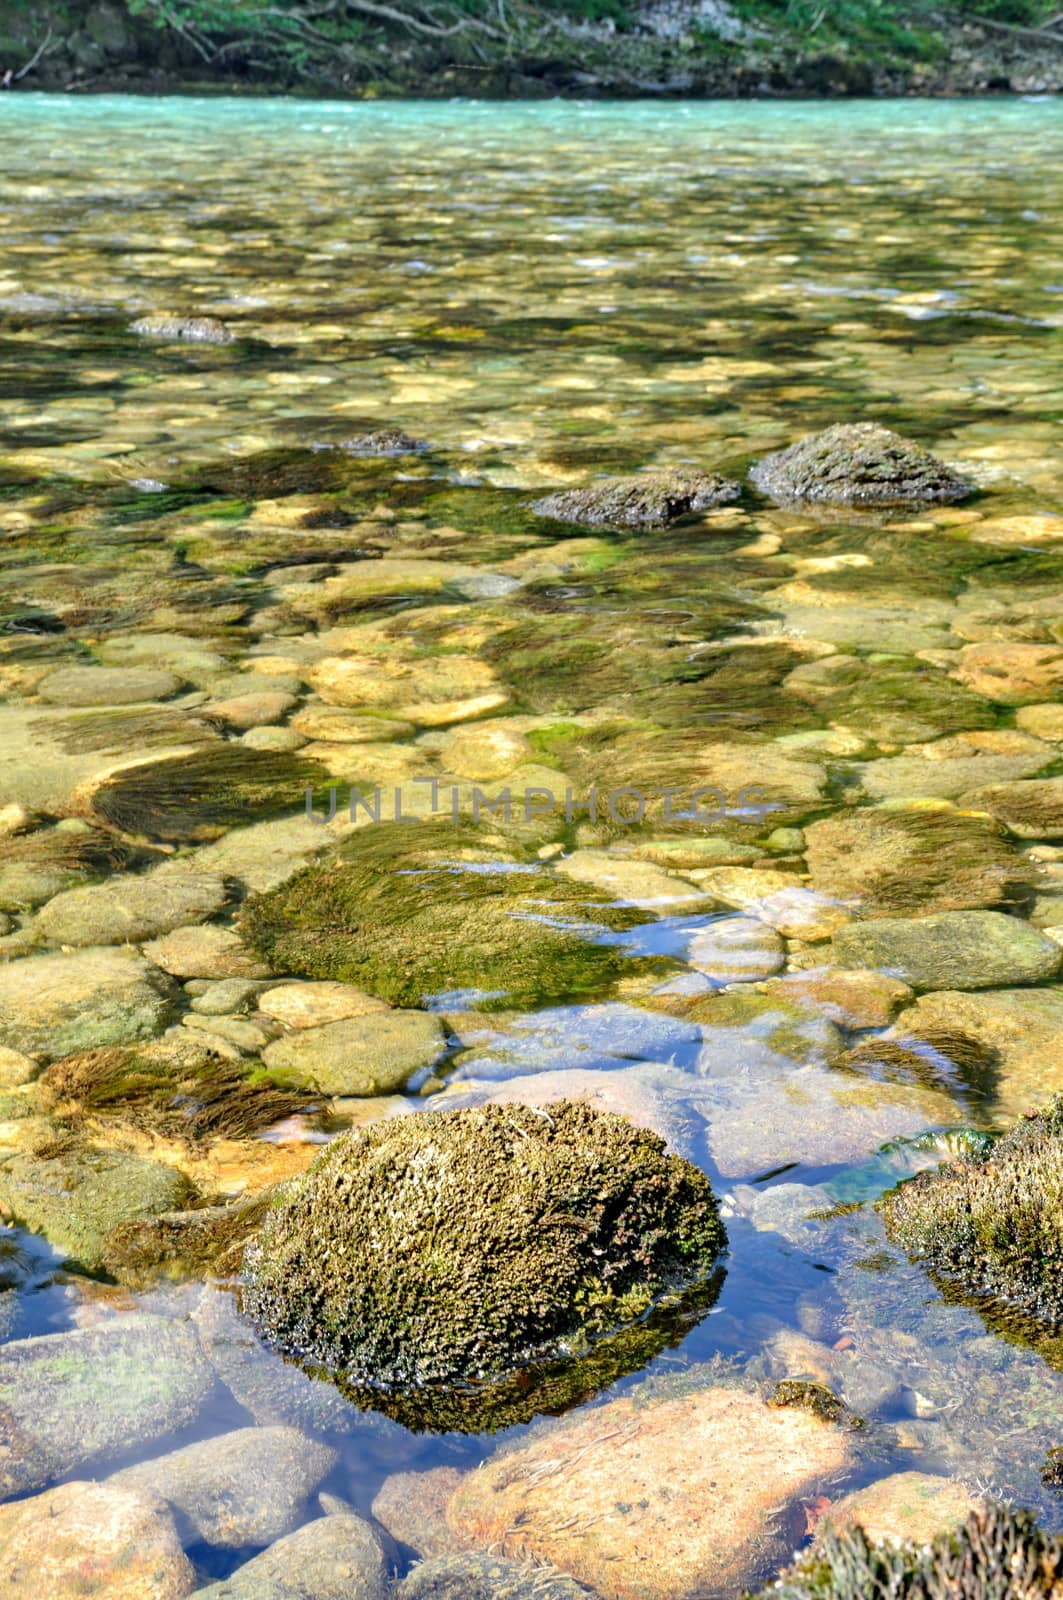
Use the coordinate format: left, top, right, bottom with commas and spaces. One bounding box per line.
887, 987, 1063, 1116
760, 967, 914, 1030
240, 726, 308, 752
307, 653, 508, 726
96, 634, 229, 681
193, 1289, 365, 1437
290, 707, 415, 743
0, 1145, 191, 1271
0, 1315, 212, 1495
446, 1387, 855, 1600
189, 978, 266, 1016
0, 1480, 194, 1599
1016, 704, 1063, 741
36, 665, 183, 707
858, 730, 1054, 801
144, 925, 272, 979
371, 1467, 468, 1559
687, 915, 786, 983
554, 849, 705, 907
35, 870, 229, 948
690, 869, 851, 941
191, 1513, 388, 1600
820, 1471, 985, 1549
951, 642, 1063, 705
182, 1014, 277, 1052
257, 981, 390, 1030
187, 815, 342, 896
959, 776, 1063, 841
261, 1011, 446, 1095
431, 722, 533, 779
0, 1047, 39, 1090
832, 910, 1062, 992
0, 947, 176, 1060
205, 692, 297, 730
110, 1427, 336, 1548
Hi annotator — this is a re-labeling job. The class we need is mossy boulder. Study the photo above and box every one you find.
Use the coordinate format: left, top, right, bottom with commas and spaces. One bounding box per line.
755, 1505, 1063, 1600
241, 1102, 726, 1406
880, 1099, 1063, 1328
750, 423, 972, 507
239, 822, 651, 1008
531, 469, 740, 529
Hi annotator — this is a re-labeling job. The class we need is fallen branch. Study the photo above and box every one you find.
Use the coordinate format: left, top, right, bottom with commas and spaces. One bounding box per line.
1, 24, 57, 87
946, 9, 1063, 45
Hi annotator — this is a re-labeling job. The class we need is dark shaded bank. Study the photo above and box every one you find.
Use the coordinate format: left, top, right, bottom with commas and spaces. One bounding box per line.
1, 0, 1062, 97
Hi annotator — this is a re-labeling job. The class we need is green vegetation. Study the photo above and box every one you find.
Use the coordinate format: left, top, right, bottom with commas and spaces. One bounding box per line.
2, 0, 1060, 94
241, 1101, 727, 1427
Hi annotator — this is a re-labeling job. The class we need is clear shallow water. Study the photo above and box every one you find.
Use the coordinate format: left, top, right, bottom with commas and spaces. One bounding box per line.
0, 94, 1062, 1596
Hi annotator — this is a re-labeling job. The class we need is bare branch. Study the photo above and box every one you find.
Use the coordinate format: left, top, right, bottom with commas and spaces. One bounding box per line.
1, 24, 57, 87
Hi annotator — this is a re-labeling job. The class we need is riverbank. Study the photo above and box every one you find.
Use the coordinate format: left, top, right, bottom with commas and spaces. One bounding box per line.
2, 1, 1062, 97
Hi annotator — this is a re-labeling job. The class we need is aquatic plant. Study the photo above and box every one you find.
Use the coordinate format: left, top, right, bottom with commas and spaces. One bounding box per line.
531, 468, 741, 529
842, 1028, 999, 1110
241, 1102, 727, 1400
880, 1099, 1063, 1326
239, 820, 650, 1007
752, 1504, 1063, 1600
87, 746, 327, 842
101, 1195, 271, 1286
750, 422, 973, 506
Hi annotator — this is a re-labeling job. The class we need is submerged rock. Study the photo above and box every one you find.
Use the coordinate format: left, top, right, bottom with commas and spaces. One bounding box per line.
192, 1512, 388, 1600
756, 1505, 1063, 1600
395, 1552, 594, 1600
960, 775, 1063, 841
951, 642, 1063, 706
130, 312, 234, 344
531, 468, 741, 529
803, 807, 1034, 919
832, 909, 1062, 992
880, 1098, 1063, 1328
447, 1386, 855, 1600
820, 1471, 986, 1550
261, 1010, 446, 1095
0, 1314, 212, 1495
241, 1102, 725, 1392
0, 1480, 194, 1600
0, 946, 177, 1060
36, 664, 184, 706
86, 747, 325, 844
371, 1467, 468, 1560
109, 1426, 336, 1548
0, 1141, 191, 1271
750, 423, 972, 507
239, 822, 648, 1009
34, 868, 230, 948
886, 987, 1063, 1116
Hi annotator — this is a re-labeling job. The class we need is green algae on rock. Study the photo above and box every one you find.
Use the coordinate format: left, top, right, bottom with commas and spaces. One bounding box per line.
755, 1505, 1063, 1600
239, 822, 651, 1008
832, 909, 1062, 993
750, 423, 973, 508
241, 1102, 726, 1404
880, 1098, 1063, 1329
531, 469, 741, 529
395, 1552, 595, 1599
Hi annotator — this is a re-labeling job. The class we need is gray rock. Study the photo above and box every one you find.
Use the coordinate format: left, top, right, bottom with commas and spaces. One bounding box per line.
130, 314, 234, 344
750, 423, 972, 507
35, 870, 230, 948
110, 1426, 336, 1548
339, 428, 428, 456
144, 924, 271, 979
189, 978, 267, 1015
0, 1314, 213, 1496
261, 1011, 446, 1095
0, 1144, 191, 1271
192, 1512, 388, 1599
832, 910, 1062, 992
0, 947, 177, 1059
532, 469, 740, 529
36, 665, 183, 706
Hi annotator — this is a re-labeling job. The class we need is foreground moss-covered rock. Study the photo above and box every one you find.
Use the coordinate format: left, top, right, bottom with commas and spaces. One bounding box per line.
880, 1098, 1063, 1326
750, 423, 972, 507
754, 1505, 1063, 1599
241, 1102, 726, 1400
239, 822, 651, 1007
